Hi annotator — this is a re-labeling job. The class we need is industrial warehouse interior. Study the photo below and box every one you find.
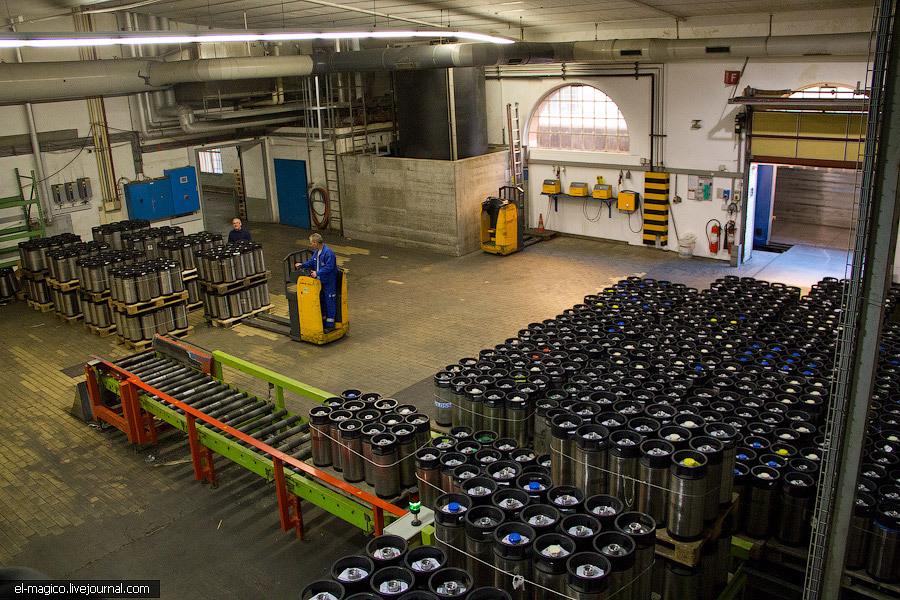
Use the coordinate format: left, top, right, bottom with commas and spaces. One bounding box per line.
0, 0, 898, 599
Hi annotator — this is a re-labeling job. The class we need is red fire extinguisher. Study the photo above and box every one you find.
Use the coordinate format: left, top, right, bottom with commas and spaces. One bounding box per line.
724, 220, 736, 254
707, 219, 721, 254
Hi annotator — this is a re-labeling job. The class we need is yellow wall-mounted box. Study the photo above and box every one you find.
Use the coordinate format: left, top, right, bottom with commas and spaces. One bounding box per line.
569, 182, 590, 197
593, 184, 612, 200
618, 191, 638, 211
542, 179, 561, 194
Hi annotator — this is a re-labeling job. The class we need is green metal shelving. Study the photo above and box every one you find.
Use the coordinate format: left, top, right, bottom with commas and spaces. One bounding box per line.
0, 169, 45, 268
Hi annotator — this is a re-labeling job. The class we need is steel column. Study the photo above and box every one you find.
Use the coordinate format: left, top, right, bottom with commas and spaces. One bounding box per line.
186, 413, 216, 484
274, 457, 304, 538
121, 379, 157, 445
816, 2, 900, 598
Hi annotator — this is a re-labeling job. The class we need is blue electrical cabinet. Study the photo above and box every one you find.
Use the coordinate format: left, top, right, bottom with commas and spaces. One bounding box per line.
124, 166, 200, 221
124, 178, 173, 221
165, 166, 200, 215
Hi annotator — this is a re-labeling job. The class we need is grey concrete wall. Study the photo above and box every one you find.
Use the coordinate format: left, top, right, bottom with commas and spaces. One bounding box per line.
342, 154, 458, 254
246, 195, 273, 222
199, 172, 234, 188
341, 150, 507, 256
454, 151, 508, 255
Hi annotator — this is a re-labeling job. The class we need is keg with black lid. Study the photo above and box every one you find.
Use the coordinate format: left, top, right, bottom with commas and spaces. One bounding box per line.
775, 472, 816, 546
845, 493, 876, 570
559, 513, 601, 552
593, 531, 635, 600
638, 439, 674, 526
565, 552, 611, 600
464, 505, 505, 586
866, 499, 900, 582
615, 511, 656, 600
575, 424, 610, 498
404, 545, 447, 589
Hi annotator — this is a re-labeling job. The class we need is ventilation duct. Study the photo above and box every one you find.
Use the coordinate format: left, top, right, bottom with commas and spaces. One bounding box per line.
0, 33, 870, 105
394, 67, 488, 160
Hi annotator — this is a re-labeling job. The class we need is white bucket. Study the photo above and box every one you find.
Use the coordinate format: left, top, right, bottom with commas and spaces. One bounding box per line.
678, 234, 697, 258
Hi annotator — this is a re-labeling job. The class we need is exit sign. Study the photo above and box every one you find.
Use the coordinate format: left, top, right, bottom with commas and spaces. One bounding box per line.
725, 71, 741, 85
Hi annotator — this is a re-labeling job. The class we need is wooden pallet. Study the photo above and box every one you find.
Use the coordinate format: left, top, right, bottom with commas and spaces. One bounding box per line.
16, 290, 24, 300
47, 277, 80, 292
20, 267, 49, 281
655, 493, 740, 567
55, 311, 83, 324
200, 271, 270, 295
26, 299, 54, 312
182, 268, 197, 280
843, 566, 900, 598
78, 288, 111, 303
187, 301, 203, 312
750, 536, 900, 598
84, 322, 117, 337
116, 326, 193, 350
208, 304, 274, 328
111, 291, 189, 315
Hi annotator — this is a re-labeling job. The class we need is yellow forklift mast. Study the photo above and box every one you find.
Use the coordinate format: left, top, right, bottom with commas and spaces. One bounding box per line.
481, 185, 550, 255
481, 185, 526, 255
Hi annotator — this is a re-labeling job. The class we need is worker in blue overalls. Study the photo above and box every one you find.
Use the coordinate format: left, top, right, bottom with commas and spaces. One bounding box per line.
295, 233, 338, 331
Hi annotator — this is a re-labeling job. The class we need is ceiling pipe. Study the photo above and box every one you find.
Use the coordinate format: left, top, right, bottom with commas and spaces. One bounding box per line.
0, 33, 871, 105
173, 105, 303, 133
571, 32, 870, 62
121, 12, 182, 141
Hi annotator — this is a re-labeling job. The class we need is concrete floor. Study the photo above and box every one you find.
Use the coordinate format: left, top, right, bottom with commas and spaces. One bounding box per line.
0, 223, 852, 598
770, 216, 853, 251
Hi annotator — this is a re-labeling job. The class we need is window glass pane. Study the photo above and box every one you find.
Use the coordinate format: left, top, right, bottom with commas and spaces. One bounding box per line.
789, 84, 867, 100
529, 85, 630, 153
199, 149, 223, 174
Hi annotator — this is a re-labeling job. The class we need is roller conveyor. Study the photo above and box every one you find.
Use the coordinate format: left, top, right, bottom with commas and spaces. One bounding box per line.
84, 335, 406, 538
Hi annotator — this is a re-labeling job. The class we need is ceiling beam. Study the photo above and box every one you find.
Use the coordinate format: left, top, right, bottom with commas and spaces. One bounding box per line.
296, 0, 446, 29
621, 0, 685, 21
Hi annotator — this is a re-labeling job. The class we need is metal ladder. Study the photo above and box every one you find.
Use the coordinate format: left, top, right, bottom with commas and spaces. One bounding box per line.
507, 102, 524, 186
321, 74, 343, 233
233, 169, 247, 220
301, 75, 343, 234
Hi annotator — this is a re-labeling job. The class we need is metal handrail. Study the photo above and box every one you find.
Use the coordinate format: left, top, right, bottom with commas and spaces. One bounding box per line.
211, 350, 332, 409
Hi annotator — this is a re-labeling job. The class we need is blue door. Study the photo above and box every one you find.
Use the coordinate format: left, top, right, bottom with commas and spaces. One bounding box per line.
274, 158, 310, 228
753, 164, 775, 246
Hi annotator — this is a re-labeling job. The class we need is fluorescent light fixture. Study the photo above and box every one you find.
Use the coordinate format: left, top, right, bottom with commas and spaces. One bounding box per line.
498, 1, 525, 4
0, 29, 515, 48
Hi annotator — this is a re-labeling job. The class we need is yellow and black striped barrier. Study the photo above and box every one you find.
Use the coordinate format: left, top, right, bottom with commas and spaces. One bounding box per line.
643, 172, 670, 247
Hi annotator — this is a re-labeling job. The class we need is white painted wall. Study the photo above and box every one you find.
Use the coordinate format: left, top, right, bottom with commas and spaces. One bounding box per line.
222, 147, 241, 175
487, 58, 868, 261
0, 6, 890, 273
240, 142, 267, 199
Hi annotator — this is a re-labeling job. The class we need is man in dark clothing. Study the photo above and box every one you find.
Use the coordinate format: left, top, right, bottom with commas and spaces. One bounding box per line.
295, 233, 338, 331
228, 218, 252, 243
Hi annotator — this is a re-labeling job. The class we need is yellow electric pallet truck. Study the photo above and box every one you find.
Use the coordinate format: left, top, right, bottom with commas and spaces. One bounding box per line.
481, 185, 552, 255
243, 250, 348, 345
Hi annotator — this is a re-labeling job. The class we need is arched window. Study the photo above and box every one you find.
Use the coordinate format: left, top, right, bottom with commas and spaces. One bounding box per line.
528, 85, 630, 153
788, 84, 867, 99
